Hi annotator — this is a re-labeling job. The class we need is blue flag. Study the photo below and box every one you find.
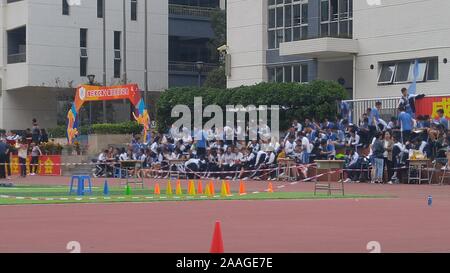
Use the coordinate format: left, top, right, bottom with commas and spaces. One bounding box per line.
408, 59, 419, 96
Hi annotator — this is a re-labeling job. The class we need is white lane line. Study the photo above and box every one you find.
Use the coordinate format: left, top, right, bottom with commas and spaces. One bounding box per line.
252, 191, 260, 194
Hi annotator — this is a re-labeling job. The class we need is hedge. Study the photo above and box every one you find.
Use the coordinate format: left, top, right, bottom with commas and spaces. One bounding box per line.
156, 80, 348, 132
47, 121, 143, 138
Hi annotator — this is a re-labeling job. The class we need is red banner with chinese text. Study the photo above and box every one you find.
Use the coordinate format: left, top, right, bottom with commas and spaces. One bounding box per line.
415, 96, 450, 120
9, 155, 62, 176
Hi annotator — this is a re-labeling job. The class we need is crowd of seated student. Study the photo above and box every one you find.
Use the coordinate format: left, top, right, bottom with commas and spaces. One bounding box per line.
94, 104, 449, 183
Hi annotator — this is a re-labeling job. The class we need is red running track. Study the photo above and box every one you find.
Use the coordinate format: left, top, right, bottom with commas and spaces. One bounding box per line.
1, 176, 450, 253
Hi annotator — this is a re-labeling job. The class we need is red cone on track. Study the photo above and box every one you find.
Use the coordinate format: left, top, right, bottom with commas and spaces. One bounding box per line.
210, 221, 224, 253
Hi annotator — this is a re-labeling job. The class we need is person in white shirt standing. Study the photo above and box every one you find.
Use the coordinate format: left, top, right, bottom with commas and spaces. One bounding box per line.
299, 132, 312, 164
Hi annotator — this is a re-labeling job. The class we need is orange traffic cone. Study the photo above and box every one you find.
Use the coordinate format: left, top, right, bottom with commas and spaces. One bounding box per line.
239, 181, 246, 195
176, 180, 183, 196
209, 181, 215, 196
210, 220, 224, 253
197, 181, 203, 195
154, 183, 161, 195
267, 182, 274, 193
226, 181, 231, 195
187, 180, 193, 194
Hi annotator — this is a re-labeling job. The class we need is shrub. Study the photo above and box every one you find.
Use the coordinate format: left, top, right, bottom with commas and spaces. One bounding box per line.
156, 80, 348, 132
47, 121, 143, 138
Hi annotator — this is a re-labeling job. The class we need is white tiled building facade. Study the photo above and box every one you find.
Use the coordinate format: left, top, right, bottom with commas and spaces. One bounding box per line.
0, 0, 168, 130
227, 0, 450, 100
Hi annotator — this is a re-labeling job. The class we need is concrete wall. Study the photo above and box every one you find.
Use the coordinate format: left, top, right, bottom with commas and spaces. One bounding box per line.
353, 0, 450, 99
318, 60, 353, 90
0, 0, 168, 130
227, 0, 268, 88
25, 0, 168, 91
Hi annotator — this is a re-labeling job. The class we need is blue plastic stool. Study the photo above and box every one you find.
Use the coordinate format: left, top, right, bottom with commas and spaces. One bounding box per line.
113, 167, 128, 179
69, 175, 93, 196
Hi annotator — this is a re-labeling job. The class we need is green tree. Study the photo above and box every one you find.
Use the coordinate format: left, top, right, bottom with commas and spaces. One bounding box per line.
204, 66, 227, 89
209, 9, 227, 63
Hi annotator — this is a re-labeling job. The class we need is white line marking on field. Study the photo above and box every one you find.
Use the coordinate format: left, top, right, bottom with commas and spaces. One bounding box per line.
60, 198, 69, 201
0, 195, 9, 198
290, 182, 298, 185
89, 198, 97, 200
200, 196, 207, 198
103, 197, 111, 200
252, 191, 260, 194
117, 197, 125, 199
160, 196, 167, 199
31, 198, 39, 201
277, 185, 285, 189
132, 197, 140, 199
16, 197, 25, 200
45, 198, 54, 201
75, 198, 83, 201
145, 196, 154, 199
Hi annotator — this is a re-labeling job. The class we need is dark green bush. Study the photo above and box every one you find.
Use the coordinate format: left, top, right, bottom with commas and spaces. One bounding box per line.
156, 80, 348, 132
48, 121, 143, 138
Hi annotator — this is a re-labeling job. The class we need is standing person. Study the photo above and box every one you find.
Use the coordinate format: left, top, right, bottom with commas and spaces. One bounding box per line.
0, 139, 8, 180
5, 141, 14, 180
194, 128, 207, 159
18, 142, 28, 178
398, 106, 413, 143
382, 131, 395, 184
369, 102, 382, 140
31, 119, 40, 144
30, 143, 42, 176
398, 88, 412, 115
371, 132, 385, 184
299, 131, 312, 164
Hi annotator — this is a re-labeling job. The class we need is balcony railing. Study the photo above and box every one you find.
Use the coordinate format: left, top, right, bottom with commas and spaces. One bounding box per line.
169, 61, 218, 74
169, 4, 218, 18
7, 53, 26, 64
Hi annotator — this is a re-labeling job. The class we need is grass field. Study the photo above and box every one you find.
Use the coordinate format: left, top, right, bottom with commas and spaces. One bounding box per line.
0, 184, 391, 205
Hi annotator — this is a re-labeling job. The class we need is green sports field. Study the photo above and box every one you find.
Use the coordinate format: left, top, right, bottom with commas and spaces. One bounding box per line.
0, 184, 390, 205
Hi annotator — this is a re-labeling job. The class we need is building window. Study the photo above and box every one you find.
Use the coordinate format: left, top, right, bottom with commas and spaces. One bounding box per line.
62, 0, 70, 15
131, 0, 138, 21
80, 28, 88, 77
268, 0, 309, 49
268, 63, 309, 83
114, 31, 122, 79
377, 57, 439, 85
320, 0, 353, 38
7, 26, 27, 64
97, 0, 104, 18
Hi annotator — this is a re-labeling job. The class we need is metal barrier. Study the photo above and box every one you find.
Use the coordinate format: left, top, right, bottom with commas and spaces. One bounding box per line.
342, 97, 400, 124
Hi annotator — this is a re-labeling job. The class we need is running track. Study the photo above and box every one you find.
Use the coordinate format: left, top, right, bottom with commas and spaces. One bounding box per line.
1, 176, 450, 253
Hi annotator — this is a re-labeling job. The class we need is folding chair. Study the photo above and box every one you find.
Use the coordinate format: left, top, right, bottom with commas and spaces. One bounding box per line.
440, 153, 450, 185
